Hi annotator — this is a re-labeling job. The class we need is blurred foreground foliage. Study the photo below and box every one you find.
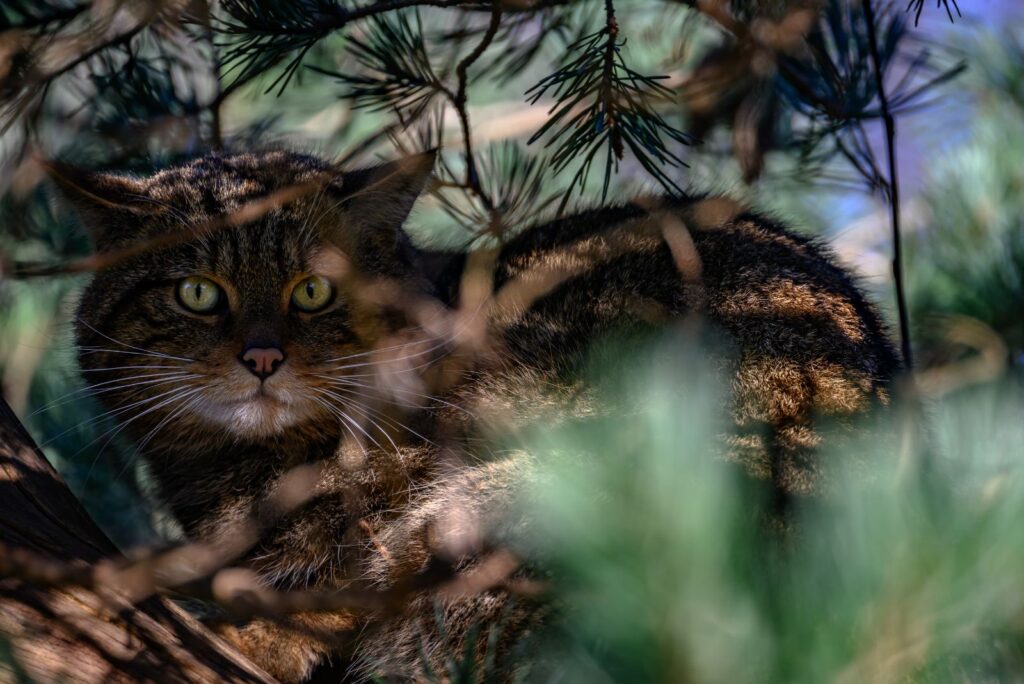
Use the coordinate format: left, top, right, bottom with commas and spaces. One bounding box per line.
499, 328, 1024, 682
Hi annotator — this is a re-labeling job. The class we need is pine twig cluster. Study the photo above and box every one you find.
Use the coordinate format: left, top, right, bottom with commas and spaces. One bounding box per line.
311, 12, 443, 120
0, 0, 970, 363
527, 0, 697, 210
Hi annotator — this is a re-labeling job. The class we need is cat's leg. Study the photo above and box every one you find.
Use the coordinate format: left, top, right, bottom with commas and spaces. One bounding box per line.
211, 459, 390, 681
353, 454, 545, 681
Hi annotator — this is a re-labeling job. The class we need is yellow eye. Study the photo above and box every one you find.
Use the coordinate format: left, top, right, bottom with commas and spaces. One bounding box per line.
291, 275, 334, 313
177, 276, 222, 314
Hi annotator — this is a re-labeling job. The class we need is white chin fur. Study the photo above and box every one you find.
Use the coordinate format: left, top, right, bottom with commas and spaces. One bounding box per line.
195, 384, 310, 439
221, 399, 303, 438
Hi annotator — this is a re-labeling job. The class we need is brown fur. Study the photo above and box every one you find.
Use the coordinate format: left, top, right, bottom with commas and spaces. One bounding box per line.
60, 151, 899, 681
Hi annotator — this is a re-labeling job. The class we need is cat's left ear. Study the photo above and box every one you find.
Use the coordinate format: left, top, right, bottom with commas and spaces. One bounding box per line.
332, 150, 436, 232
44, 161, 157, 247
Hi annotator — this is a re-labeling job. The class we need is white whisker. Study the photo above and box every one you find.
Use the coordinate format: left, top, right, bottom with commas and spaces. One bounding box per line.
311, 388, 390, 454
79, 347, 196, 362
315, 374, 473, 416
325, 338, 451, 373
80, 386, 205, 487
320, 333, 433, 365
309, 394, 369, 458
31, 372, 199, 417
134, 391, 205, 455
83, 386, 207, 459
79, 364, 189, 373
77, 319, 197, 362
314, 386, 436, 448
41, 384, 200, 447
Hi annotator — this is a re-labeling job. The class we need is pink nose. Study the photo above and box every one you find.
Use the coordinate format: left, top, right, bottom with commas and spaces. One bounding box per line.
241, 347, 284, 379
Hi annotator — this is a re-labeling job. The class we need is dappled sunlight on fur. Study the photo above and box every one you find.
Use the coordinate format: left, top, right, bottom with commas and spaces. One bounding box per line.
61, 150, 899, 681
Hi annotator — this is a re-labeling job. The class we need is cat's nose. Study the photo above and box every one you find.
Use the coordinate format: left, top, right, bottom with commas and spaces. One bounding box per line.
241, 346, 285, 379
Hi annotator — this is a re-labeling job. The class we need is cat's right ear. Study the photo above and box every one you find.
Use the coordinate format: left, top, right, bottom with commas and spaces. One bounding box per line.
45, 161, 155, 247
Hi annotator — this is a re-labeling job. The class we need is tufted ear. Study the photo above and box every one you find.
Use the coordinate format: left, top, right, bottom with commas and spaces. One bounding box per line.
332, 150, 436, 234
45, 161, 157, 248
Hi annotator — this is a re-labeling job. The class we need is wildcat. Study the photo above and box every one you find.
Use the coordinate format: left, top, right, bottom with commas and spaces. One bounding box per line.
57, 150, 899, 681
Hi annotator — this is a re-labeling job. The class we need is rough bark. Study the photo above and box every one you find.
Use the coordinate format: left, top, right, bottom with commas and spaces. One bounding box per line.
0, 396, 274, 683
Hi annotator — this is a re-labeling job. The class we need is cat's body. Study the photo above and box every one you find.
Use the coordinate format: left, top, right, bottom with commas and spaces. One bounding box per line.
61, 151, 898, 682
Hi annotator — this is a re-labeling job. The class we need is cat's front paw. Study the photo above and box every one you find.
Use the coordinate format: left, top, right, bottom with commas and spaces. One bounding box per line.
217, 619, 321, 684
366, 458, 530, 585
216, 612, 356, 684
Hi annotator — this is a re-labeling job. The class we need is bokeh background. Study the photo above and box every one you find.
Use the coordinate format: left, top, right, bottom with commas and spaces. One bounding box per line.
1, 0, 1024, 679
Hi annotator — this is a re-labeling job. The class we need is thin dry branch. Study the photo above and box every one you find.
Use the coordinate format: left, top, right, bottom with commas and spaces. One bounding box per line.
863, 0, 913, 369
448, 0, 503, 217
5, 173, 325, 279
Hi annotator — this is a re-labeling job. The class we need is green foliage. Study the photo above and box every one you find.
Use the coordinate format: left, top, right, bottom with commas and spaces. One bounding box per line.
908, 28, 1024, 364
312, 12, 442, 120
778, 0, 964, 195
505, 330, 1024, 682
526, 21, 697, 207
218, 0, 346, 94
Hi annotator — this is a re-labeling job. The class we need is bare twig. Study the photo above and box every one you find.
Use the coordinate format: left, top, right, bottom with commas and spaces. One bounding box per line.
0, 536, 534, 625
198, 1, 225, 150
914, 317, 1008, 397
5, 176, 324, 279
448, 0, 503, 216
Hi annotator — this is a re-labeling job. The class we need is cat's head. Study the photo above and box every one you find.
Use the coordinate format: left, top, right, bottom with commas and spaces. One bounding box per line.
60, 150, 438, 446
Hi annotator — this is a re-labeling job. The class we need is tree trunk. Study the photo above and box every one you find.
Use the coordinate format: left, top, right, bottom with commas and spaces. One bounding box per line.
0, 396, 274, 683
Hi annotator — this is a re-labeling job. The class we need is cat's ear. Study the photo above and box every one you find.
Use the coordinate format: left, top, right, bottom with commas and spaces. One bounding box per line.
45, 161, 155, 246
332, 150, 436, 232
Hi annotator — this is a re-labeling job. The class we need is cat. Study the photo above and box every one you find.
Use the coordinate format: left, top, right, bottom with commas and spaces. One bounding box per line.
56, 149, 899, 682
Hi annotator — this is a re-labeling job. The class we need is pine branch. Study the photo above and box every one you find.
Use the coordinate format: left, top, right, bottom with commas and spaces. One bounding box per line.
433, 141, 558, 236
906, 0, 961, 26
0, 2, 185, 132
680, 0, 962, 188
527, 0, 695, 211
215, 0, 556, 97
216, 0, 347, 95
311, 11, 444, 120
450, 0, 503, 215
863, 0, 912, 370
781, 1, 963, 123
84, 41, 204, 141
315, 3, 501, 218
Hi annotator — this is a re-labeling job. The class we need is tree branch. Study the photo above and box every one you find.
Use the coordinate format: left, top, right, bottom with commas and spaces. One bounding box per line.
0, 395, 272, 682
449, 0, 503, 216
601, 0, 623, 161
863, 0, 913, 369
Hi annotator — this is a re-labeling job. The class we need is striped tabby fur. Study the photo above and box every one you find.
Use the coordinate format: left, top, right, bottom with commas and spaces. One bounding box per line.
60, 151, 899, 682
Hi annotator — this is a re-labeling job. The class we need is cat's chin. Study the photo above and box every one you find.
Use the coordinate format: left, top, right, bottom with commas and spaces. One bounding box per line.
199, 393, 308, 439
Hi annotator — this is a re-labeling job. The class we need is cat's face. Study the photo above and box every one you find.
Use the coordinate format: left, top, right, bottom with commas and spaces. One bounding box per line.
65, 151, 435, 446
